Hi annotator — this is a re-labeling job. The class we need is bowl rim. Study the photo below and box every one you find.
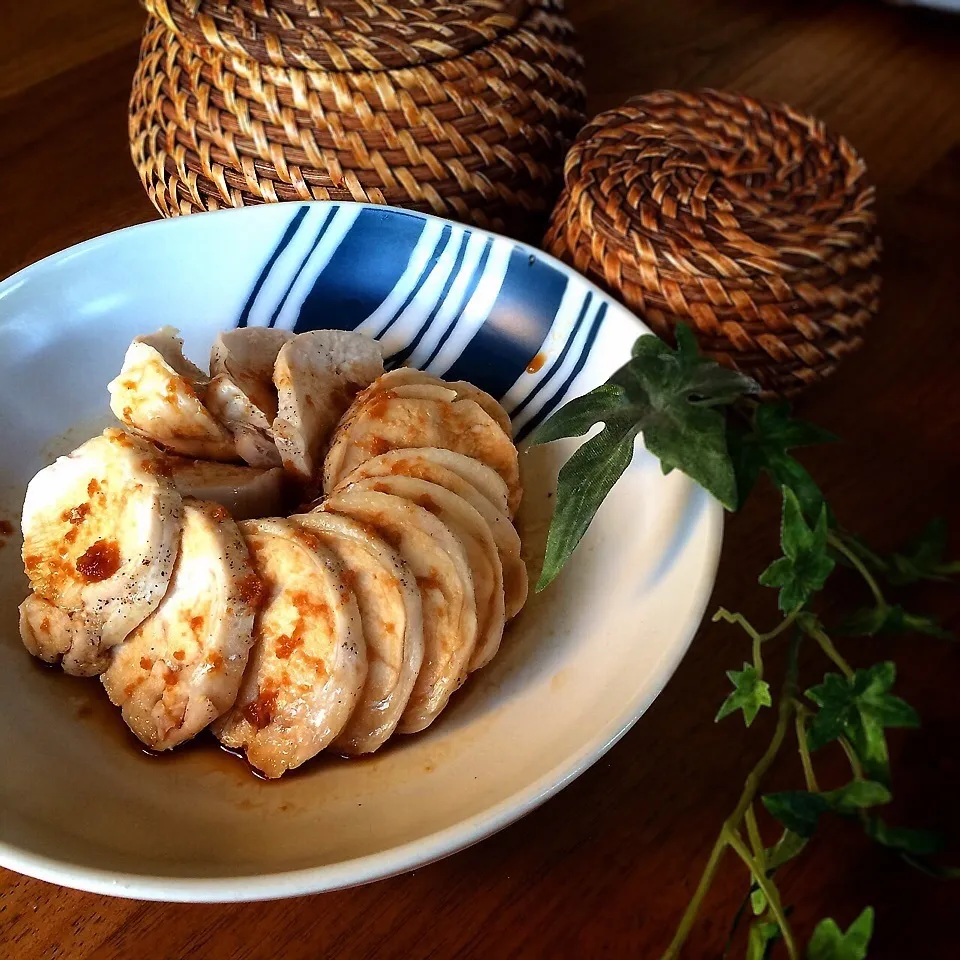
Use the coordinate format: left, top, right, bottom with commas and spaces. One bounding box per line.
0, 201, 724, 901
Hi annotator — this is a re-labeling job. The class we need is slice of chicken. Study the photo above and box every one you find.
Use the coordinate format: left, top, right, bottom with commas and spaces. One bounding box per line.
290, 512, 424, 754
324, 394, 522, 515
273, 330, 384, 483
213, 518, 366, 778
167, 458, 285, 521
337, 451, 527, 620
350, 476, 505, 672
107, 327, 237, 461
207, 328, 293, 467
320, 487, 477, 734
338, 446, 511, 516
21, 429, 183, 674
101, 499, 261, 751
370, 368, 513, 437
19, 595, 104, 676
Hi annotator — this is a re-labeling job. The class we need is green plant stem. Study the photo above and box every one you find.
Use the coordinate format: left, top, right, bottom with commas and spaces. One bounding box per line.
714, 608, 800, 679
725, 828, 798, 959
828, 531, 886, 607
745, 804, 765, 862
662, 660, 797, 959
794, 705, 820, 792
839, 735, 865, 780
801, 618, 855, 680
661, 833, 729, 959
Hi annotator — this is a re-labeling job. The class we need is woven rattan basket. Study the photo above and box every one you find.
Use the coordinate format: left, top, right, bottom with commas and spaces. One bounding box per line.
129, 0, 586, 241
545, 89, 880, 395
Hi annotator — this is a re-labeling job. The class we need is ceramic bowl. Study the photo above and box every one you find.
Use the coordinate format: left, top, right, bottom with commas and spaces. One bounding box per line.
0, 202, 721, 901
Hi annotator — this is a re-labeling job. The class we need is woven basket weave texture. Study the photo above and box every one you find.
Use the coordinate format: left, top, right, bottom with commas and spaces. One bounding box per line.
130, 0, 586, 240
544, 89, 880, 395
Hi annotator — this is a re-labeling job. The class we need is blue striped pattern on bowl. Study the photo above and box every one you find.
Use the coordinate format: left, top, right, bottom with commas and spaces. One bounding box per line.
235, 203, 624, 443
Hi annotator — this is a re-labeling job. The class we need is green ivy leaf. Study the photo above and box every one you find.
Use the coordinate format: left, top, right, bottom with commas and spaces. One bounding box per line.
530, 331, 758, 589
835, 519, 960, 586
885, 518, 959, 585
627, 324, 759, 408
805, 663, 919, 783
759, 489, 836, 611
841, 604, 954, 641
807, 908, 874, 960
762, 791, 826, 838
535, 417, 640, 591
765, 829, 808, 871
526, 383, 627, 445
727, 401, 836, 515
762, 781, 890, 838
747, 920, 781, 960
715, 663, 772, 726
822, 780, 892, 815
864, 817, 944, 855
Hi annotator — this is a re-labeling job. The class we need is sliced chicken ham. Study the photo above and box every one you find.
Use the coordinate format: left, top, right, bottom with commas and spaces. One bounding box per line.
291, 512, 424, 754
207, 328, 293, 467
101, 499, 260, 750
337, 450, 527, 621
20, 429, 183, 675
273, 330, 384, 483
367, 368, 513, 438
324, 393, 521, 515
168, 458, 284, 521
213, 518, 367, 778
349, 476, 505, 671
107, 327, 236, 461
320, 487, 477, 734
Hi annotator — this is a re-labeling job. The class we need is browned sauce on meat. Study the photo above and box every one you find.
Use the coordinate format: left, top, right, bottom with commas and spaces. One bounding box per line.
417, 573, 442, 594
367, 435, 390, 457
415, 494, 441, 515
61, 503, 90, 525
243, 687, 278, 730
275, 633, 304, 659
75, 540, 121, 582
238, 573, 264, 608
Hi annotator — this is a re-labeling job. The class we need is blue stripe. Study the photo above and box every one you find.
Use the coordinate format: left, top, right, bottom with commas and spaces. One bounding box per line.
269, 207, 336, 327
294, 207, 428, 334
439, 246, 568, 400
510, 291, 593, 420
373, 224, 454, 340
515, 303, 607, 443
237, 206, 308, 327
420, 237, 494, 370
387, 231, 468, 368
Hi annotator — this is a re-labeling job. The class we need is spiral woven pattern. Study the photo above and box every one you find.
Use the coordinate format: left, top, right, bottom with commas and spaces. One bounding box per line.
130, 0, 585, 240
544, 89, 880, 395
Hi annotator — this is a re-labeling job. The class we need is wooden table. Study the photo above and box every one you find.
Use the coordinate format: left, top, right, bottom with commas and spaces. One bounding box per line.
2, 2, 958, 957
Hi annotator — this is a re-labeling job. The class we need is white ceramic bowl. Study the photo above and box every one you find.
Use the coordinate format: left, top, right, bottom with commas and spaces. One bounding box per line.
0, 203, 722, 901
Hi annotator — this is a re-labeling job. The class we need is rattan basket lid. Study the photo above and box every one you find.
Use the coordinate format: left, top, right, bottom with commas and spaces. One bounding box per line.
146, 0, 532, 71
545, 89, 880, 396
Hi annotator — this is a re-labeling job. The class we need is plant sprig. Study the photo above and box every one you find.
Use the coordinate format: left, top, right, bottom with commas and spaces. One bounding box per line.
531, 330, 958, 957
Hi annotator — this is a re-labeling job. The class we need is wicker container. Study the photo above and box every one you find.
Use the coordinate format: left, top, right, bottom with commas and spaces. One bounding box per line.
545, 89, 880, 395
129, 0, 586, 241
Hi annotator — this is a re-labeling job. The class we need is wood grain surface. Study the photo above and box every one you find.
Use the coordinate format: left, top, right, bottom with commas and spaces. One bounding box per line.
1, 1, 959, 957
